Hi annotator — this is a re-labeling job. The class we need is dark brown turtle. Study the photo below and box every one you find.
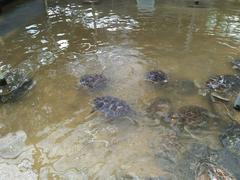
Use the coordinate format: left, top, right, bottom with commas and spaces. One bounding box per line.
219, 123, 240, 157
80, 74, 107, 90
174, 105, 210, 130
146, 97, 173, 123
92, 96, 133, 119
145, 70, 168, 85
168, 105, 220, 137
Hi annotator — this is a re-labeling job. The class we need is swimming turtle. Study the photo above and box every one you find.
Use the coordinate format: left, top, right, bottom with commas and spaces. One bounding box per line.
169, 105, 220, 138
232, 59, 240, 70
195, 161, 237, 180
205, 75, 240, 123
219, 123, 240, 157
145, 70, 168, 85
92, 96, 133, 119
176, 143, 239, 180
206, 75, 240, 94
146, 97, 173, 124
80, 74, 107, 90
174, 105, 211, 130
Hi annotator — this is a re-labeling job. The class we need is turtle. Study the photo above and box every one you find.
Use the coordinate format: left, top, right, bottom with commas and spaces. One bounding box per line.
92, 96, 133, 119
146, 97, 173, 124
145, 70, 168, 85
174, 105, 211, 130
219, 123, 240, 157
176, 143, 238, 179
195, 161, 237, 180
205, 75, 240, 123
206, 75, 240, 94
80, 74, 107, 90
232, 59, 240, 70
169, 105, 220, 138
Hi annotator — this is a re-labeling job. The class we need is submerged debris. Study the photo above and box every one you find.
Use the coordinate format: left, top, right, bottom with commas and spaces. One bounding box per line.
92, 96, 133, 119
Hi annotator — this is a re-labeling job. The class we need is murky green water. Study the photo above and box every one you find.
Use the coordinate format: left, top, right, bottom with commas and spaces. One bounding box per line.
0, 0, 240, 179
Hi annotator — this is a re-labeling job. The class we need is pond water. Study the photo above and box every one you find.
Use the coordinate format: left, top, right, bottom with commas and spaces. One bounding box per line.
0, 0, 240, 179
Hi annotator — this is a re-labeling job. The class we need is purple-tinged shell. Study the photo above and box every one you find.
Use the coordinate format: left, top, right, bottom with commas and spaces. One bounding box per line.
206, 75, 240, 93
145, 70, 168, 85
80, 74, 107, 89
93, 96, 132, 118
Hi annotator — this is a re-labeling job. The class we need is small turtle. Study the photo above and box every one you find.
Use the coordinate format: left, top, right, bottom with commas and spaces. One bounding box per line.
219, 123, 240, 156
196, 161, 237, 180
206, 75, 240, 93
145, 70, 168, 85
232, 59, 240, 70
174, 105, 211, 130
92, 96, 133, 119
146, 97, 172, 123
80, 74, 107, 90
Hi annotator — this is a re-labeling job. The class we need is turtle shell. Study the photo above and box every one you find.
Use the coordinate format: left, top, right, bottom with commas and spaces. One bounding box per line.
145, 70, 168, 85
93, 96, 132, 118
219, 124, 240, 156
196, 161, 237, 180
175, 105, 210, 129
146, 97, 172, 123
80, 74, 107, 90
206, 75, 240, 94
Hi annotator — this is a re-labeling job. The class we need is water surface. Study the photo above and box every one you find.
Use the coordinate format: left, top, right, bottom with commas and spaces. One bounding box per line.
0, 0, 240, 179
